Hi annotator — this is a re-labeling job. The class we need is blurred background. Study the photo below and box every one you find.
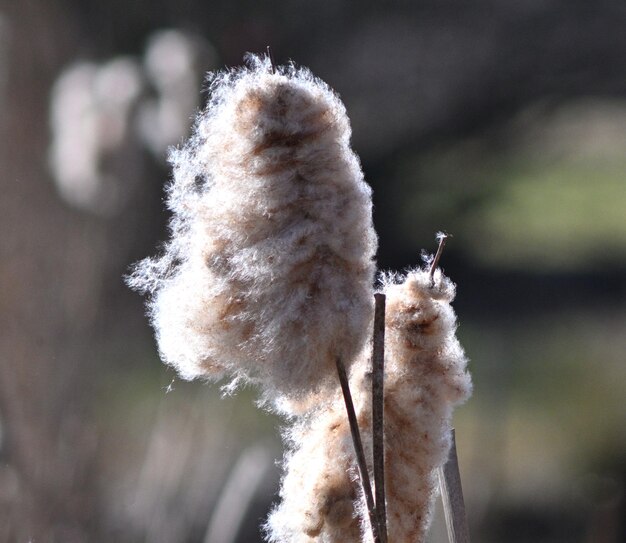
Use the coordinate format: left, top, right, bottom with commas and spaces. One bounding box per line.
1, 1, 624, 542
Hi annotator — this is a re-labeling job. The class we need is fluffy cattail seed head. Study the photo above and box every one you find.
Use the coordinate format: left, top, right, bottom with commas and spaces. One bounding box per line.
127, 54, 377, 407
381, 269, 472, 542
266, 268, 472, 543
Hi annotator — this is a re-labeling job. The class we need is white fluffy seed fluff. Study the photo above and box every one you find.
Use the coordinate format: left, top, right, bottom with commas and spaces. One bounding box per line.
265, 409, 366, 543
127, 54, 377, 405
266, 269, 472, 542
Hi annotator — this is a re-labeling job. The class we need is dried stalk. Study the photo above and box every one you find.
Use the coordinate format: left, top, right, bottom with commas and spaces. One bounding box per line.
266, 45, 276, 73
438, 429, 471, 543
335, 357, 381, 543
429, 232, 450, 286
372, 293, 387, 543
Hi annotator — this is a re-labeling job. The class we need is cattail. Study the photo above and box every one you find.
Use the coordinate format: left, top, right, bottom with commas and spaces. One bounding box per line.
266, 268, 471, 542
382, 269, 472, 542
265, 406, 365, 543
127, 54, 377, 406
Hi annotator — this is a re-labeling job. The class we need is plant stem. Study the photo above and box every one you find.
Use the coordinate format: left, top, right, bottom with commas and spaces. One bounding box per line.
429, 232, 450, 286
335, 356, 381, 543
438, 429, 471, 543
372, 293, 388, 543
266, 45, 276, 73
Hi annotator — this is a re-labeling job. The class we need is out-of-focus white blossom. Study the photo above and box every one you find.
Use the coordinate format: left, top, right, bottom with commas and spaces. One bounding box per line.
127, 54, 377, 407
48, 29, 211, 215
48, 58, 143, 215
266, 269, 471, 542
138, 29, 213, 157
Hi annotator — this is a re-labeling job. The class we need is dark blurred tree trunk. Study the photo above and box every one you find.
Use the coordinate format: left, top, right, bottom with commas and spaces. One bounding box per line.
0, 3, 108, 541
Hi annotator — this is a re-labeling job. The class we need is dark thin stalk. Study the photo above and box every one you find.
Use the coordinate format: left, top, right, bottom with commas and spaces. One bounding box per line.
335, 357, 381, 543
438, 429, 471, 543
372, 293, 387, 543
429, 232, 450, 286
266, 46, 276, 73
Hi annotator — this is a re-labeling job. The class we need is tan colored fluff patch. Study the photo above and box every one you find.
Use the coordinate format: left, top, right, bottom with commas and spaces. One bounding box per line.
127, 54, 377, 407
265, 407, 365, 543
266, 269, 471, 542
